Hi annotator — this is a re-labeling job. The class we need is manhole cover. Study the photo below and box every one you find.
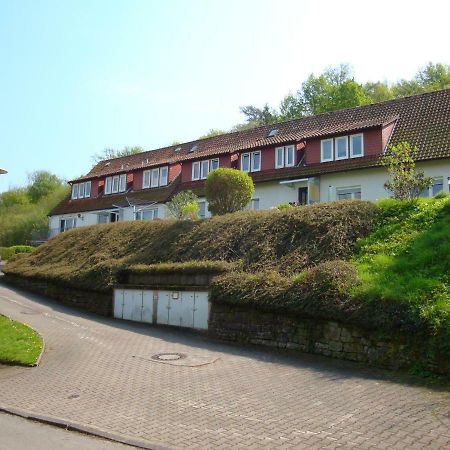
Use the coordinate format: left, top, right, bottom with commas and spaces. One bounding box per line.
151, 352, 187, 361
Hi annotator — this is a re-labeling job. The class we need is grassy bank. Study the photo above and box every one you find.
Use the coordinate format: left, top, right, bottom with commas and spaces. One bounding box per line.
0, 315, 43, 365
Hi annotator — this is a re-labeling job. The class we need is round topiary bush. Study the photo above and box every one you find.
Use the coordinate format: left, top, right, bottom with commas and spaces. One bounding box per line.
205, 168, 255, 215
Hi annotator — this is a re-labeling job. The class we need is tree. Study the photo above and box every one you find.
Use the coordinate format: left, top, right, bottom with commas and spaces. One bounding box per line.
205, 168, 254, 215
166, 190, 199, 220
199, 129, 226, 139
0, 188, 30, 207
27, 171, 64, 203
92, 146, 144, 163
239, 104, 279, 126
363, 82, 394, 103
382, 142, 433, 200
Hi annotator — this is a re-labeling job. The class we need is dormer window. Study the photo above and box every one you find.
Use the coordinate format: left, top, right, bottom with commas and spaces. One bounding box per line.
105, 174, 127, 194
143, 166, 168, 189
192, 158, 219, 181
350, 134, 364, 158
275, 145, 295, 168
321, 133, 364, 162
71, 181, 92, 199
320, 139, 334, 162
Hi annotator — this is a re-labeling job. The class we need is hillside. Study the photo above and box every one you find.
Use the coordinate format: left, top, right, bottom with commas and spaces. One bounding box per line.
3, 197, 449, 364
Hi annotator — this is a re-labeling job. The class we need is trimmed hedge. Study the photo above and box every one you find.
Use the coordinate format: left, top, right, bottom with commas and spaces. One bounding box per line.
3, 201, 376, 291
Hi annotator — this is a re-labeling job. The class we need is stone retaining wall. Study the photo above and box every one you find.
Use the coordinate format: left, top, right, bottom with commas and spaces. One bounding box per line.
209, 302, 448, 375
1, 275, 112, 316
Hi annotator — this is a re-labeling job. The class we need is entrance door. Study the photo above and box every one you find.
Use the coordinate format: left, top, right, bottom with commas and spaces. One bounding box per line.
298, 187, 308, 205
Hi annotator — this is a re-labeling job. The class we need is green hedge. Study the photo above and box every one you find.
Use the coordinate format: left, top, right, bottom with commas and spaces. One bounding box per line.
0, 245, 34, 261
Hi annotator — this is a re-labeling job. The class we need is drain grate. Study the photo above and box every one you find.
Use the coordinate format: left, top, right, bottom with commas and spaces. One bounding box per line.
151, 352, 187, 362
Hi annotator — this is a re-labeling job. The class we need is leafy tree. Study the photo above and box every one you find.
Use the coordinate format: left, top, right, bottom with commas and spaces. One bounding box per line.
363, 82, 394, 103
0, 188, 30, 207
27, 171, 64, 203
166, 190, 199, 220
205, 168, 254, 215
92, 146, 144, 163
382, 142, 433, 200
239, 104, 279, 126
199, 129, 226, 139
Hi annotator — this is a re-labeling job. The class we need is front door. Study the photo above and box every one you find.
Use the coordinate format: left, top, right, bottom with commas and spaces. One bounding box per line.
298, 187, 308, 205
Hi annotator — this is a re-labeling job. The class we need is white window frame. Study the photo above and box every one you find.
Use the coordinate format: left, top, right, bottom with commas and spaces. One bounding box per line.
119, 174, 127, 192
210, 158, 219, 171
335, 136, 349, 160
159, 166, 168, 186
71, 184, 79, 200
151, 168, 159, 188
200, 160, 210, 179
112, 175, 120, 193
105, 177, 112, 195
336, 186, 362, 201
285, 145, 295, 167
78, 182, 85, 198
350, 133, 364, 158
241, 153, 250, 172
137, 208, 158, 220
275, 147, 284, 168
143, 170, 151, 189
321, 139, 334, 162
85, 181, 91, 198
192, 161, 200, 181
251, 151, 261, 172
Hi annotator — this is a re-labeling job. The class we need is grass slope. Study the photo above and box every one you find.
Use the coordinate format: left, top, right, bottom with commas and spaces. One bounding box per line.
0, 315, 43, 365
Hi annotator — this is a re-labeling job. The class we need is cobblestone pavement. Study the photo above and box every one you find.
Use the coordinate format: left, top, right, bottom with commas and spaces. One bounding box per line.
0, 284, 449, 450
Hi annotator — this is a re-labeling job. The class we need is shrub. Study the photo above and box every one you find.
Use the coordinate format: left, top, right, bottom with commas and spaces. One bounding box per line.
205, 168, 254, 215
0, 245, 34, 260
166, 191, 199, 220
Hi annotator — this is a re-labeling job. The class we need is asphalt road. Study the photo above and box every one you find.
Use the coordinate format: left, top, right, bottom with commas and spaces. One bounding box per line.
0, 412, 135, 450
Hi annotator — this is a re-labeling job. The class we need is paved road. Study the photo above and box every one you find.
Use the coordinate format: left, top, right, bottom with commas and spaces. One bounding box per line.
0, 283, 449, 450
0, 412, 134, 450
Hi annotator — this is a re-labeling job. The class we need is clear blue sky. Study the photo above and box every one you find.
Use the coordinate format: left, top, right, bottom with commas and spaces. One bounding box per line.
0, 0, 449, 192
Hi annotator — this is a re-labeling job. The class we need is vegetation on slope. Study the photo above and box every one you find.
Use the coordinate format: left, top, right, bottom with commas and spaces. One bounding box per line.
3, 201, 376, 290
0, 315, 43, 365
0, 171, 69, 246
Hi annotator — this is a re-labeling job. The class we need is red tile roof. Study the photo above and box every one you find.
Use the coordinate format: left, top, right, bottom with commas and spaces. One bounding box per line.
72, 88, 450, 183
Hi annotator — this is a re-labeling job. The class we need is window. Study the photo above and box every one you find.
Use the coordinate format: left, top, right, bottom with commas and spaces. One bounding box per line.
72, 181, 92, 199
198, 201, 206, 219
112, 175, 120, 193
336, 186, 361, 200
78, 182, 85, 198
350, 134, 364, 158
71, 184, 79, 200
119, 174, 127, 192
143, 170, 151, 188
252, 151, 261, 172
251, 198, 260, 210
105, 177, 112, 194
200, 160, 209, 179
241, 153, 250, 172
267, 128, 278, 138
210, 158, 219, 171
137, 208, 158, 220
275, 147, 284, 168
159, 166, 168, 186
151, 168, 159, 188
60, 218, 76, 233
285, 146, 294, 167
420, 177, 444, 197
321, 139, 334, 162
192, 161, 200, 181
335, 136, 348, 160
275, 146, 295, 168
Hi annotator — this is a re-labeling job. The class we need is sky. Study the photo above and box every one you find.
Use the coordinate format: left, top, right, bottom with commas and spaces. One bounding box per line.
0, 0, 449, 192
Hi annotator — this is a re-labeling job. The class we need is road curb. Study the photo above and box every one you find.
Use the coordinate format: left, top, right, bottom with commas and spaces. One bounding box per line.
0, 405, 172, 450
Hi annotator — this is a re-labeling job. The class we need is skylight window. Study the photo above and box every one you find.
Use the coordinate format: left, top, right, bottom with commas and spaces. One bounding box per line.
267, 129, 279, 138
189, 145, 198, 153
175, 146, 182, 152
